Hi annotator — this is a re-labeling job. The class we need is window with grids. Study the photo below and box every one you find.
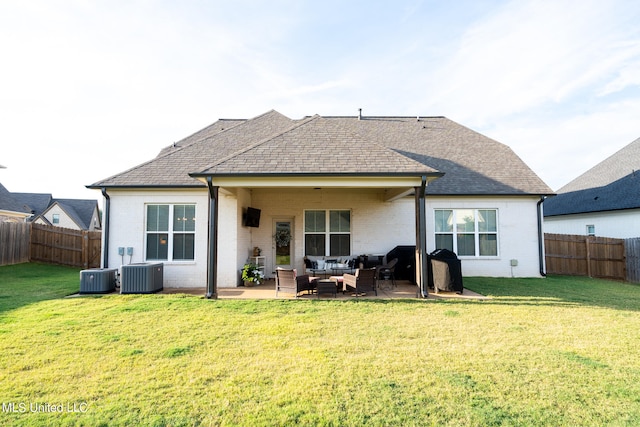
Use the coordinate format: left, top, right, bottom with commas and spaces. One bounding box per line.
434, 209, 498, 256
304, 210, 351, 256
146, 204, 196, 261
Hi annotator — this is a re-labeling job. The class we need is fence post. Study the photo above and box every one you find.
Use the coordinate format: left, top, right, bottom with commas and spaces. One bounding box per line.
82, 231, 89, 269
585, 236, 592, 278
625, 238, 640, 283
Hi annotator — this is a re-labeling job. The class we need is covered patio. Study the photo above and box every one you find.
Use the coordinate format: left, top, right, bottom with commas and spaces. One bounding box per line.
162, 280, 488, 300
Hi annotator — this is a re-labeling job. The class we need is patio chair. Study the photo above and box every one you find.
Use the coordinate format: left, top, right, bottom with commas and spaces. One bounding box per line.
342, 268, 377, 296
275, 269, 316, 298
376, 258, 398, 288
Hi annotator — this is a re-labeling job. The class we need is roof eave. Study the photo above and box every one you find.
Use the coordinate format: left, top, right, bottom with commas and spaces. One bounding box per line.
189, 171, 444, 189
189, 171, 443, 178
544, 205, 640, 217
426, 191, 556, 197
86, 184, 206, 190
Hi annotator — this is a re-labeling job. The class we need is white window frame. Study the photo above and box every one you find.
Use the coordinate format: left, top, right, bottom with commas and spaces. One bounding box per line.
586, 224, 595, 236
434, 208, 499, 258
304, 209, 351, 257
145, 204, 196, 262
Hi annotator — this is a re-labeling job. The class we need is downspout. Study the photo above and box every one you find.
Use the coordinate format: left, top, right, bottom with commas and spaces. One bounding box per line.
206, 177, 219, 299
415, 176, 429, 298
100, 187, 110, 268
537, 196, 547, 277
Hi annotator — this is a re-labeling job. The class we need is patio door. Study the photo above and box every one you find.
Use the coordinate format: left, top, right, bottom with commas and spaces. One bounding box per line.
273, 218, 294, 270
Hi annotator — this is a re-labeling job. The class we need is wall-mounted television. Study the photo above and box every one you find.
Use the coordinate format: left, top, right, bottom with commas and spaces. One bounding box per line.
243, 207, 261, 228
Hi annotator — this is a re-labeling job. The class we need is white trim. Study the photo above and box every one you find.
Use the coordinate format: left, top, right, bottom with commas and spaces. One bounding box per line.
303, 209, 352, 256
195, 175, 433, 188
144, 203, 197, 262
272, 217, 295, 271
434, 208, 500, 258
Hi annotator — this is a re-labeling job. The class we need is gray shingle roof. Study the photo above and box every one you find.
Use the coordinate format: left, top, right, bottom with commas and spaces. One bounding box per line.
545, 136, 640, 216
1, 183, 97, 228
0, 183, 31, 214
52, 199, 99, 229
558, 137, 640, 193
544, 172, 640, 216
90, 110, 553, 195
90, 110, 293, 187
12, 192, 52, 216
329, 116, 551, 194
197, 115, 438, 176
156, 118, 246, 157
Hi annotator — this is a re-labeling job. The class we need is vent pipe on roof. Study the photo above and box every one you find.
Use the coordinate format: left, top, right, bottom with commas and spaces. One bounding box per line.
358, 108, 362, 120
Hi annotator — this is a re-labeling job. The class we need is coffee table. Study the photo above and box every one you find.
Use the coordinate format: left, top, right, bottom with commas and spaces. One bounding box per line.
316, 279, 337, 298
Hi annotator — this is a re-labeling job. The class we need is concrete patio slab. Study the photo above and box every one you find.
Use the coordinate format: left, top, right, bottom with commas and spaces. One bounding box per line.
160, 279, 489, 300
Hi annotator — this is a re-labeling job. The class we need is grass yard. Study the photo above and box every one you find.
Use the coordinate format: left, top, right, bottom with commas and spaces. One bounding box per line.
1, 263, 639, 426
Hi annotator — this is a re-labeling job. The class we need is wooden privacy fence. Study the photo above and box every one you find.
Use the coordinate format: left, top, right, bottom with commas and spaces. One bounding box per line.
0, 222, 31, 266
0, 222, 101, 269
30, 224, 102, 269
625, 238, 640, 283
544, 233, 627, 281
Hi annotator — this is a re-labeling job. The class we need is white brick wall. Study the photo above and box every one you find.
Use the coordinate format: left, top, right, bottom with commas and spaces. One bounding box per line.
103, 188, 545, 289
427, 196, 543, 277
249, 188, 417, 275
544, 208, 640, 239
103, 189, 209, 288
235, 188, 253, 284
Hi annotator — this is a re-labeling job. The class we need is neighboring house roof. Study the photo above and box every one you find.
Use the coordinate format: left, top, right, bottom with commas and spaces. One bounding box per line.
89, 110, 553, 196
545, 136, 640, 216
544, 172, 640, 216
0, 182, 31, 214
558, 136, 640, 193
0, 182, 98, 229
33, 199, 101, 230
37, 199, 100, 230
12, 192, 52, 216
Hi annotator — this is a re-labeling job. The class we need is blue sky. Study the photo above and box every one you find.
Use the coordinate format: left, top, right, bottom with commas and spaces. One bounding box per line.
1, 0, 639, 203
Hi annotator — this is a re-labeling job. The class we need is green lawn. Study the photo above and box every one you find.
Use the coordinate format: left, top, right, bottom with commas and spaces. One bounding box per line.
1, 263, 639, 426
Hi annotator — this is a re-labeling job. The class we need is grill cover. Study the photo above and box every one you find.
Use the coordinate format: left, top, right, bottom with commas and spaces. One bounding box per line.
385, 246, 416, 283
429, 249, 463, 293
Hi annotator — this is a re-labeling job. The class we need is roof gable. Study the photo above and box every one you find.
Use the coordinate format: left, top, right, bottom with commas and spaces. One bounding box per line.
41, 199, 99, 229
